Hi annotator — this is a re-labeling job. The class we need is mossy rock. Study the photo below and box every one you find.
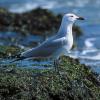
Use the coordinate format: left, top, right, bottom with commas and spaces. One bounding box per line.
0, 8, 82, 37
0, 8, 8, 13
0, 45, 21, 58
0, 56, 100, 100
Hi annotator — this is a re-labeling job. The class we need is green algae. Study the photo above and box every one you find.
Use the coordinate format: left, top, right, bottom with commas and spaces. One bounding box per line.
0, 56, 100, 100
0, 45, 21, 58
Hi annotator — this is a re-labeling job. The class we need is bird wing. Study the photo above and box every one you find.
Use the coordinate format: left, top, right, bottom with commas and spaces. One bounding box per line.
21, 36, 67, 58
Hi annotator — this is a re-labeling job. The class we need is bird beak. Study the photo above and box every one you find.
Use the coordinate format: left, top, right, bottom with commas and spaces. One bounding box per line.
77, 17, 85, 20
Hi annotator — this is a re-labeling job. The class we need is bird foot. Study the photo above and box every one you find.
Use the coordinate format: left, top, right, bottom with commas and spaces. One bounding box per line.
53, 59, 61, 73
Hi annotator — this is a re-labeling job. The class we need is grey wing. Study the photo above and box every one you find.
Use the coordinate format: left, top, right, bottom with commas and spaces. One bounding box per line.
21, 37, 66, 58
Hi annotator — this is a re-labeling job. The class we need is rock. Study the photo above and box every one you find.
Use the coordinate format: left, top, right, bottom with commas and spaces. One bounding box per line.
0, 8, 82, 37
0, 56, 99, 100
0, 45, 21, 58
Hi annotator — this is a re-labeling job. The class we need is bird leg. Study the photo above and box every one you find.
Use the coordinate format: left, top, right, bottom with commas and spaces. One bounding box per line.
54, 59, 60, 72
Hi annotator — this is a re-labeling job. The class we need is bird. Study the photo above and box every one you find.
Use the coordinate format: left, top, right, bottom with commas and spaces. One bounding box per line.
11, 13, 84, 69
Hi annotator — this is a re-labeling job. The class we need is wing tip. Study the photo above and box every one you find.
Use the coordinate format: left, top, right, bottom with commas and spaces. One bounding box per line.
10, 54, 26, 63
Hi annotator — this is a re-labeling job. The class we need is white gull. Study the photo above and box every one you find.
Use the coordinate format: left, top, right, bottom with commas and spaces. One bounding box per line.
12, 13, 84, 68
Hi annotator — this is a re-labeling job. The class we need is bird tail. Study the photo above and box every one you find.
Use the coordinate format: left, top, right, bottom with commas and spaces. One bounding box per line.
10, 54, 26, 63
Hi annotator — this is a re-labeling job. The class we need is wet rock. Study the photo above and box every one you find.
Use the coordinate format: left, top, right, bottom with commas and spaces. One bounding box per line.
0, 45, 21, 58
0, 7, 98, 100
0, 8, 82, 37
0, 56, 100, 100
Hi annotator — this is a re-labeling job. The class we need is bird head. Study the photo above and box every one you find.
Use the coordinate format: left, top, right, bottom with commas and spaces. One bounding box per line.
64, 13, 85, 22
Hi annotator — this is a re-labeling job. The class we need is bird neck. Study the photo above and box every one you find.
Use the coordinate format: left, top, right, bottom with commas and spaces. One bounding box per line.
58, 18, 74, 37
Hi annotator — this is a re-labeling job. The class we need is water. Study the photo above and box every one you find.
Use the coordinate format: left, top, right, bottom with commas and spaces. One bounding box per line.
0, 0, 100, 73
0, 32, 44, 47
0, 58, 53, 70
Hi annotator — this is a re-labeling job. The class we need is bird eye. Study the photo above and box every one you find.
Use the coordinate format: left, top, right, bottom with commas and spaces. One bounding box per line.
70, 16, 73, 17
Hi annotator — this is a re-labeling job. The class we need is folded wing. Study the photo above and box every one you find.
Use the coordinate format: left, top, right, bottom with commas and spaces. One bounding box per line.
22, 37, 66, 58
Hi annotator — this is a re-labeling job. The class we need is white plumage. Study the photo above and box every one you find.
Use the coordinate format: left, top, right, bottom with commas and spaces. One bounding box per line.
12, 13, 84, 62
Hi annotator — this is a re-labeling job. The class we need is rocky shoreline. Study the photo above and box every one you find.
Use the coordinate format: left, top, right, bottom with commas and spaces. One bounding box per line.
0, 56, 100, 100
0, 8, 100, 100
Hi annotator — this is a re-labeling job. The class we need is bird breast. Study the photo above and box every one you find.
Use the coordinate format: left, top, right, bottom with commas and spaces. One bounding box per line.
63, 36, 73, 51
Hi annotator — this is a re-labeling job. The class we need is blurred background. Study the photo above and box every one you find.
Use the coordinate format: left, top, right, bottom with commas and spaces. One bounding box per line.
0, 0, 100, 73
0, 0, 100, 23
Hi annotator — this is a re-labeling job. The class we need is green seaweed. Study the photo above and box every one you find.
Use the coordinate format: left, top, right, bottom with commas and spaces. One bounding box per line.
0, 56, 100, 100
0, 45, 21, 58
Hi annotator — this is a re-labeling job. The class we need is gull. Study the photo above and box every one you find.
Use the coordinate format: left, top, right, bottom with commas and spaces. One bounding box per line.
12, 13, 84, 69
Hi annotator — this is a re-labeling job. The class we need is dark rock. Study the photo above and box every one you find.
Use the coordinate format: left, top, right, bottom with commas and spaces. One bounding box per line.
0, 8, 82, 37
0, 56, 100, 100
